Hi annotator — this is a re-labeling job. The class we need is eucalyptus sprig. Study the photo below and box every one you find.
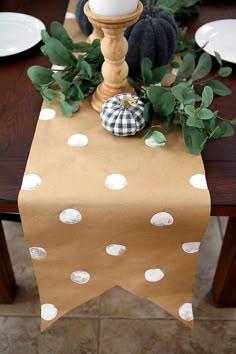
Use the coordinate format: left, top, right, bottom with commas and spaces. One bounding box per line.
27, 21, 236, 155
140, 53, 236, 154
142, 0, 201, 19
27, 21, 103, 117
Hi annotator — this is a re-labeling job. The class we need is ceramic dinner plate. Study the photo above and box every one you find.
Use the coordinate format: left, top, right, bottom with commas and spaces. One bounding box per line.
195, 19, 236, 64
0, 12, 45, 57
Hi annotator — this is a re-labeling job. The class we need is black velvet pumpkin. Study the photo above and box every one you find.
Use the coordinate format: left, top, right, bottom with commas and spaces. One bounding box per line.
125, 5, 178, 75
75, 0, 92, 36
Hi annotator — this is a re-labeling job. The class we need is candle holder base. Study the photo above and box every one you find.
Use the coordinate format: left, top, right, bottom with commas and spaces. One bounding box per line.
91, 81, 135, 112
84, 1, 143, 112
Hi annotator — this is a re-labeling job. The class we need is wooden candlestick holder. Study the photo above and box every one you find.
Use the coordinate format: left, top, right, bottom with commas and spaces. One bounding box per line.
87, 25, 104, 44
84, 1, 143, 112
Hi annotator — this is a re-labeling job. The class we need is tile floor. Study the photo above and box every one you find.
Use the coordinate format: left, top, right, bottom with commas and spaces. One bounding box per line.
0, 217, 236, 353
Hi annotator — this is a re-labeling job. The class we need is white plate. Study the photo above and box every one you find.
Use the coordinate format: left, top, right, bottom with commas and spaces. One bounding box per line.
195, 19, 236, 64
0, 12, 45, 57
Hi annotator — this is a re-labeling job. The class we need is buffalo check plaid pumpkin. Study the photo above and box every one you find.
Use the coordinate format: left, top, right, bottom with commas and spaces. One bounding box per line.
100, 93, 146, 136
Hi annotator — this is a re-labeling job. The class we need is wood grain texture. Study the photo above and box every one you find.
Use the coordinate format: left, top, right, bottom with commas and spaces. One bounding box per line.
0, 221, 16, 303
212, 217, 236, 306
0, 0, 69, 201
181, 0, 236, 307
181, 1, 236, 211
0, 0, 69, 303
84, 2, 142, 111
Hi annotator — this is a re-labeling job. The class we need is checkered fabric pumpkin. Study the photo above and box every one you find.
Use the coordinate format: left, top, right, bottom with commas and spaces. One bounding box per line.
100, 93, 146, 136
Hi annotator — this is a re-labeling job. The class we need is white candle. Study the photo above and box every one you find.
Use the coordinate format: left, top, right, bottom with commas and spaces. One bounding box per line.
89, 0, 138, 16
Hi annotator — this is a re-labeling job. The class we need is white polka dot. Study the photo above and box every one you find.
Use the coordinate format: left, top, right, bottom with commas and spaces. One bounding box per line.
150, 212, 174, 226
178, 303, 193, 321
29, 247, 47, 260
68, 134, 88, 147
144, 268, 164, 282
105, 174, 127, 190
51, 64, 65, 72
39, 108, 56, 120
171, 68, 179, 76
189, 174, 208, 190
145, 136, 166, 147
182, 242, 200, 254
21, 174, 41, 190
106, 244, 126, 256
65, 12, 76, 19
71, 271, 90, 284
41, 304, 58, 321
59, 209, 82, 224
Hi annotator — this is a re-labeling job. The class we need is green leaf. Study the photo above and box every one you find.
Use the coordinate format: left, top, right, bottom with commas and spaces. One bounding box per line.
184, 105, 195, 117
186, 115, 205, 128
212, 119, 234, 138
152, 65, 167, 82
201, 86, 213, 108
179, 113, 186, 127
141, 57, 153, 83
214, 51, 222, 66
66, 100, 80, 113
59, 93, 73, 118
27, 66, 53, 85
43, 37, 76, 66
52, 72, 71, 94
143, 130, 153, 140
40, 44, 47, 55
191, 52, 212, 81
197, 108, 214, 120
153, 92, 175, 116
223, 123, 234, 137
73, 41, 94, 52
50, 21, 74, 50
166, 114, 174, 131
209, 126, 221, 138
193, 93, 202, 102
170, 61, 179, 68
176, 53, 195, 80
68, 81, 84, 100
179, 86, 195, 105
143, 102, 151, 123
79, 61, 92, 79
182, 123, 207, 155
202, 80, 231, 96
218, 67, 232, 78
230, 117, 236, 125
157, 0, 176, 8
171, 85, 185, 104
151, 130, 167, 144
147, 85, 168, 103
42, 87, 57, 100
91, 39, 101, 48
41, 29, 50, 43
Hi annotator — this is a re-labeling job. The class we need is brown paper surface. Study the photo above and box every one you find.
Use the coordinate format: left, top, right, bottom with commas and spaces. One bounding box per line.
18, 0, 211, 331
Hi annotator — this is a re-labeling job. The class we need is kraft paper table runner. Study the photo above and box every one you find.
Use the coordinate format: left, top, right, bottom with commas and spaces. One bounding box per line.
18, 0, 211, 331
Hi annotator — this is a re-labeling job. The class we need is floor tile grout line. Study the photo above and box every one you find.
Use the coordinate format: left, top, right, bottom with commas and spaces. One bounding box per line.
1, 314, 236, 322
97, 292, 102, 354
216, 216, 224, 240
97, 318, 101, 354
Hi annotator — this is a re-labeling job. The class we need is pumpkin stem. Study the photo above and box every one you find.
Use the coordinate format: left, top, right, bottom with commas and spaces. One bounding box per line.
120, 95, 137, 109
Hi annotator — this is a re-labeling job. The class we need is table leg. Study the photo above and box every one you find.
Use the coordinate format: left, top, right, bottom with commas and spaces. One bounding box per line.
212, 217, 236, 307
0, 221, 16, 303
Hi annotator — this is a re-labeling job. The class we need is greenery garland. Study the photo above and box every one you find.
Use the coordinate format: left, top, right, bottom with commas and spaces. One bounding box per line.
27, 4, 236, 155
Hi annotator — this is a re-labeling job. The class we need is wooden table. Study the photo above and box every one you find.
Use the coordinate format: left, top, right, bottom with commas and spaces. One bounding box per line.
0, 0, 235, 306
